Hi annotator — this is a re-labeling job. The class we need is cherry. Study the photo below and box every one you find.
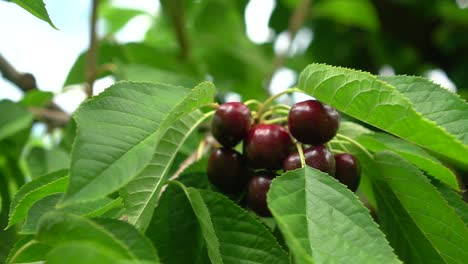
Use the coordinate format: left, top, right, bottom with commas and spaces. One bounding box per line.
334, 153, 361, 192
207, 148, 247, 194
244, 124, 292, 169
247, 173, 274, 217
288, 100, 340, 145
283, 145, 336, 175
211, 102, 251, 147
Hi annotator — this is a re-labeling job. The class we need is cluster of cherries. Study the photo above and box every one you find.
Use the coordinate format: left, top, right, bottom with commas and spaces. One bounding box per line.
207, 99, 360, 216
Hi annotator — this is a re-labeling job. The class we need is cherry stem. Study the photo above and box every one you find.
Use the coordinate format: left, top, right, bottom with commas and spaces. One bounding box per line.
260, 108, 290, 123
244, 99, 262, 108
336, 133, 373, 159
196, 139, 206, 160
201, 102, 219, 110
9, 240, 37, 264
263, 116, 288, 124
256, 87, 302, 119
295, 142, 306, 168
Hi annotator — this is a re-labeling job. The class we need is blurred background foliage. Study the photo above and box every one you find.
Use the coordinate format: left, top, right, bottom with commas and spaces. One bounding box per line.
64, 0, 468, 101
0, 0, 467, 261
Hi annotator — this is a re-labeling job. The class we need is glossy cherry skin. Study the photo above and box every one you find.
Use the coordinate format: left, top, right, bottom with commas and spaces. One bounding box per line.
211, 102, 251, 147
288, 100, 340, 145
244, 124, 293, 170
334, 153, 361, 192
247, 173, 274, 217
207, 148, 247, 194
283, 145, 336, 175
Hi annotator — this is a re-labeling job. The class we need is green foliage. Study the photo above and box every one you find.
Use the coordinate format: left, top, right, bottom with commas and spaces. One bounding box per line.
358, 132, 459, 190
314, 0, 379, 32
0, 100, 33, 141
2, 1, 468, 263
62, 81, 214, 206
12, 0, 57, 29
20, 90, 54, 107
26, 147, 70, 178
7, 170, 68, 228
298, 64, 468, 167
268, 166, 401, 263
373, 151, 468, 264
35, 212, 159, 262
122, 110, 210, 231
147, 183, 288, 264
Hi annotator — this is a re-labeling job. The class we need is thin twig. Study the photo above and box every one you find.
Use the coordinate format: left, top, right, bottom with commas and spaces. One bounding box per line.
86, 0, 99, 97
168, 0, 190, 60
29, 107, 70, 127
265, 0, 312, 91
0, 53, 70, 127
0, 53, 36, 91
169, 135, 217, 181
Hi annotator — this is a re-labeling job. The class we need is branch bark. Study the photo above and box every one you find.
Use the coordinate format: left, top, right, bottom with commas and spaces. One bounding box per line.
0, 53, 37, 91
86, 0, 99, 97
265, 0, 311, 91
167, 0, 190, 60
0, 53, 70, 126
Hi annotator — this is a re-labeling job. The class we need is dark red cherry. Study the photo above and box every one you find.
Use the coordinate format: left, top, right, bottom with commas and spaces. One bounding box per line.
244, 124, 292, 169
334, 153, 361, 192
283, 145, 336, 175
211, 102, 251, 147
288, 100, 340, 144
247, 173, 274, 217
207, 148, 247, 194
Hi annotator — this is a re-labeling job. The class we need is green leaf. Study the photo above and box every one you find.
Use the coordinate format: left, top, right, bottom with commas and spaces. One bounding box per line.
298, 64, 468, 166
147, 183, 289, 264
0, 100, 33, 141
177, 157, 212, 190
21, 193, 121, 234
63, 42, 124, 86
26, 147, 70, 178
62, 81, 215, 206
314, 0, 380, 32
12, 0, 57, 29
329, 122, 378, 208
94, 218, 159, 262
117, 64, 199, 88
358, 133, 459, 190
5, 236, 50, 264
100, 6, 147, 35
267, 166, 400, 264
37, 212, 158, 262
378, 75, 468, 146
146, 183, 209, 264
20, 90, 54, 107
431, 180, 468, 227
373, 151, 468, 264
7, 170, 68, 228
45, 241, 126, 264
122, 110, 212, 231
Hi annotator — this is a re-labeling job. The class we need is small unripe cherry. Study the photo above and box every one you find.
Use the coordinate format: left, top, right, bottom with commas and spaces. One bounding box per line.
283, 145, 336, 176
288, 100, 340, 145
211, 102, 251, 147
247, 173, 274, 217
244, 124, 293, 170
334, 153, 361, 192
207, 148, 247, 194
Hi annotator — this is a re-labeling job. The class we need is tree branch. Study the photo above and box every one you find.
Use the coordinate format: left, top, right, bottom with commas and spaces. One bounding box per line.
0, 53, 37, 91
168, 0, 190, 60
29, 107, 70, 127
86, 0, 99, 97
265, 0, 311, 91
0, 53, 70, 127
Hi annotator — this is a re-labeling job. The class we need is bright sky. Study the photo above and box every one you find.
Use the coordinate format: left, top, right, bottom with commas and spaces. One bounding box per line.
0, 0, 458, 114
